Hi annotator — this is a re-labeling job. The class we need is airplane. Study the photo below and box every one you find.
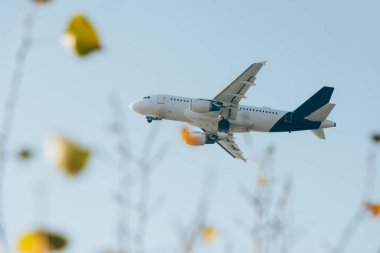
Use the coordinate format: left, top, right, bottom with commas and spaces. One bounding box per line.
129, 62, 336, 161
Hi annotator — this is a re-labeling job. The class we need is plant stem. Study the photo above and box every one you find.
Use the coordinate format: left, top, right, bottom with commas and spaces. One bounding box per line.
0, 4, 36, 252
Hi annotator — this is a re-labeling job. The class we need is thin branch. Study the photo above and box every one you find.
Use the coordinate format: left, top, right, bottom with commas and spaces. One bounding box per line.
134, 124, 165, 253
331, 144, 379, 253
109, 94, 133, 253
362, 150, 377, 202
0, 4, 36, 252
331, 208, 366, 253
180, 172, 218, 253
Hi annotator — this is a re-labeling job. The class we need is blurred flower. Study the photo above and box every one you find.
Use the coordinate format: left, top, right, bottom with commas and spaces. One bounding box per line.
366, 203, 380, 217
180, 126, 205, 146
18, 229, 67, 253
61, 15, 101, 57
46, 135, 90, 176
100, 251, 125, 253
202, 226, 218, 242
372, 133, 380, 144
257, 176, 267, 187
17, 148, 33, 161
32, 0, 52, 4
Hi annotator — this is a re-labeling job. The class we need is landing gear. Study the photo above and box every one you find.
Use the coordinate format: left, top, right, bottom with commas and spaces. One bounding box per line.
218, 118, 230, 133
146, 115, 161, 123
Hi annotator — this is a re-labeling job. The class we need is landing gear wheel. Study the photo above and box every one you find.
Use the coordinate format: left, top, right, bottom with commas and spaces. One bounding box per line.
146, 117, 153, 123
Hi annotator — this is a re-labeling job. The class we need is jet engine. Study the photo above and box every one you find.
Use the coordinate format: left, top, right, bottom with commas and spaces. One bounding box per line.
190, 99, 223, 113
181, 127, 216, 146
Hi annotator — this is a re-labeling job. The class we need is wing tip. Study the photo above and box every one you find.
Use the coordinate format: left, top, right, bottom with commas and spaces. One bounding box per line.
259, 60, 267, 66
251, 61, 267, 67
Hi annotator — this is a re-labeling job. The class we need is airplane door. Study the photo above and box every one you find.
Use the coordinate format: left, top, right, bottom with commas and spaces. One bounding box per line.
157, 95, 166, 104
284, 112, 292, 123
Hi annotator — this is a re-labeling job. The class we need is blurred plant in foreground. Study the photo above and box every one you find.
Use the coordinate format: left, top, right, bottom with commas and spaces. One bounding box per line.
45, 135, 91, 177
17, 148, 33, 162
371, 133, 380, 143
330, 133, 380, 253
239, 146, 294, 253
61, 15, 102, 57
202, 226, 218, 243
365, 203, 380, 217
18, 229, 67, 253
32, 0, 52, 4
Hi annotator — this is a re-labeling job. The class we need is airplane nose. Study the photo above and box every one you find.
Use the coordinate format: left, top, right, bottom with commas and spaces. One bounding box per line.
129, 101, 137, 112
129, 100, 143, 114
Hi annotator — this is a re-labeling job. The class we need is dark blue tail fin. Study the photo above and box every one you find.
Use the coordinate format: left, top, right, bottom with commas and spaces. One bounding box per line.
294, 86, 334, 117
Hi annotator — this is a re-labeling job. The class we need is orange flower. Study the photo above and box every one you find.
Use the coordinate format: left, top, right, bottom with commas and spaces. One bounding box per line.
366, 203, 380, 217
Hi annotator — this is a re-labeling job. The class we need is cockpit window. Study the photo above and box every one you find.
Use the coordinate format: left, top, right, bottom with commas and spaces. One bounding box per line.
143, 96, 150, 99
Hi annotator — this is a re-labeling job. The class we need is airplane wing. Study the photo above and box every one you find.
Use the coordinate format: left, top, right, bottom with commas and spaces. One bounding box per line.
216, 134, 247, 162
214, 62, 266, 119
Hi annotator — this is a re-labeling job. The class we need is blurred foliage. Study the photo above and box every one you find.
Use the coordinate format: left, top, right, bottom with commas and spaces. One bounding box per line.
32, 0, 51, 4
46, 135, 90, 177
366, 203, 380, 217
257, 175, 267, 187
202, 226, 218, 243
100, 251, 125, 253
0, 3, 378, 252
372, 133, 380, 144
62, 15, 101, 57
17, 148, 33, 161
17, 229, 67, 253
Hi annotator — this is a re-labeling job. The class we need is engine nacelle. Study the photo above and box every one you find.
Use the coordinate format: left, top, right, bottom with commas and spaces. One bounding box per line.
190, 99, 223, 113
181, 127, 216, 146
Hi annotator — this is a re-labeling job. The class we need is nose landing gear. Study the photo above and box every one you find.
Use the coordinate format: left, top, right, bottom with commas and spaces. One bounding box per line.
146, 115, 161, 123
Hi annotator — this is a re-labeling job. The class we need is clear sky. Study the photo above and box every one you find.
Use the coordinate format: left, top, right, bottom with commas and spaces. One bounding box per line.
0, 0, 379, 252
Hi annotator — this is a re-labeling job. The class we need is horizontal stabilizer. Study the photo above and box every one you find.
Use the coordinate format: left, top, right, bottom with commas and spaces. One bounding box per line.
307, 103, 336, 121
311, 129, 326, 139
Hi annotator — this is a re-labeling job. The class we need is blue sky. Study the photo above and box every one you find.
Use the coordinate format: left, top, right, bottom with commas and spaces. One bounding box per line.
0, 0, 379, 252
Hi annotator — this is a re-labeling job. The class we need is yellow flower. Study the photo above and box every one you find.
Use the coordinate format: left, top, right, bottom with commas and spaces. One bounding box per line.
257, 176, 267, 187
46, 135, 90, 176
366, 203, 380, 217
62, 15, 101, 57
202, 226, 218, 242
18, 229, 67, 253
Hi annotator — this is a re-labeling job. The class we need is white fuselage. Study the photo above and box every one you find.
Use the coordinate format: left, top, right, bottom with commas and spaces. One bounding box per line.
130, 94, 290, 133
